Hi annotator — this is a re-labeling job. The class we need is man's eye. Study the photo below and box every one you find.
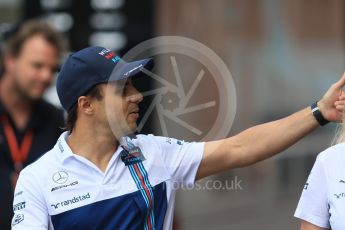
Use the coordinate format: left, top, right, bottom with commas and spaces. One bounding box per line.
52, 66, 59, 73
122, 86, 128, 95
32, 62, 43, 69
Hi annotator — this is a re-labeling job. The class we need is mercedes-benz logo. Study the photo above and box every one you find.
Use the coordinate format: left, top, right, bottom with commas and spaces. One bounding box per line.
52, 171, 69, 184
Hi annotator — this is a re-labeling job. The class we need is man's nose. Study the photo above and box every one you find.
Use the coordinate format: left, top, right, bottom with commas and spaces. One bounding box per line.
40, 67, 53, 83
127, 87, 143, 103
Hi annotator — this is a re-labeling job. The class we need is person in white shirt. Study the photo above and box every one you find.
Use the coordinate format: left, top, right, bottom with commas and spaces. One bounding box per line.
11, 45, 345, 230
295, 106, 345, 230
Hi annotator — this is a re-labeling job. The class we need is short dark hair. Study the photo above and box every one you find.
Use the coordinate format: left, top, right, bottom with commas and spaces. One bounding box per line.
5, 19, 67, 58
64, 85, 103, 133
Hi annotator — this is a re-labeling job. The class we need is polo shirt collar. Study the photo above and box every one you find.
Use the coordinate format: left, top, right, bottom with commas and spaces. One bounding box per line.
55, 131, 124, 166
55, 131, 75, 163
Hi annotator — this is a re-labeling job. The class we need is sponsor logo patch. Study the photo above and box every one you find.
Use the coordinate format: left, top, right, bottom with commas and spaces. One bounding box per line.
58, 140, 64, 153
124, 64, 143, 76
334, 193, 345, 199
120, 147, 146, 166
14, 191, 23, 198
98, 48, 120, 63
51, 193, 91, 209
12, 214, 24, 226
51, 181, 78, 192
304, 182, 309, 190
52, 171, 69, 184
13, 202, 26, 212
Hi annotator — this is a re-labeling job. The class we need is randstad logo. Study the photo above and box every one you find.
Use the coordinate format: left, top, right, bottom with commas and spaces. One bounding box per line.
51, 193, 90, 209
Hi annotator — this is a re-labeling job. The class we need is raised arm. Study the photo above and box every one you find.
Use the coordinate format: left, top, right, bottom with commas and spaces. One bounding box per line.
196, 72, 345, 180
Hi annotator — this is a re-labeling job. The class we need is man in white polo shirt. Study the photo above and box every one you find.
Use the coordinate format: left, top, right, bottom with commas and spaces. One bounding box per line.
11, 46, 345, 230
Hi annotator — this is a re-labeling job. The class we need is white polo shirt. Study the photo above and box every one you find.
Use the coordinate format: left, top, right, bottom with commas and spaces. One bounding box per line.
11, 132, 204, 230
295, 143, 345, 230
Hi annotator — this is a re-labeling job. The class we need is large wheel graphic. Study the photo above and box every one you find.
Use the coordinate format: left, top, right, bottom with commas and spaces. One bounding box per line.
107, 36, 237, 142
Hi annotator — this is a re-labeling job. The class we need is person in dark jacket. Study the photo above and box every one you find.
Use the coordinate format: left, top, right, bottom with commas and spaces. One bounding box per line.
0, 19, 67, 230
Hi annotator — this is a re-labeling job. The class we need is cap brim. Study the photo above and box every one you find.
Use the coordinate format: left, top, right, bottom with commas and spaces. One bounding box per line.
109, 58, 154, 82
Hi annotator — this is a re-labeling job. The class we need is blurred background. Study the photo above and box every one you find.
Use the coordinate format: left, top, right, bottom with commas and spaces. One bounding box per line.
0, 0, 344, 229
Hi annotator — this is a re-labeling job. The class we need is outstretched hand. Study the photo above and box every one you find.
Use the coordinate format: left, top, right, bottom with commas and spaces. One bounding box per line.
318, 72, 345, 123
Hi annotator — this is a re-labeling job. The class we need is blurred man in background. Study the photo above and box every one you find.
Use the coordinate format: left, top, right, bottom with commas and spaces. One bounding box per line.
0, 19, 66, 229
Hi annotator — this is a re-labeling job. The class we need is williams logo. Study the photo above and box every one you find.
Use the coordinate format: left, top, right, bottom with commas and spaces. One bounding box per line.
13, 202, 26, 211
51, 193, 90, 209
98, 48, 120, 63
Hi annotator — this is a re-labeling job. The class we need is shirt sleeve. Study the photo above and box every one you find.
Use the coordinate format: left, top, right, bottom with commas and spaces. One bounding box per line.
294, 154, 330, 228
150, 136, 205, 187
12, 169, 49, 230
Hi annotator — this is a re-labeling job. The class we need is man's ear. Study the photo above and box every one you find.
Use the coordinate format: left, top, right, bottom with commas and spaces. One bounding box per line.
77, 96, 94, 115
4, 53, 16, 73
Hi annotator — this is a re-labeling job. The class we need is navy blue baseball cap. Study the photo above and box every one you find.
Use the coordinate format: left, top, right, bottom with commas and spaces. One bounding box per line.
56, 46, 153, 111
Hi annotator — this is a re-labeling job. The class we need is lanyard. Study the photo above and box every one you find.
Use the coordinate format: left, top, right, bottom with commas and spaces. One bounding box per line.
1, 115, 33, 172
120, 136, 155, 230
